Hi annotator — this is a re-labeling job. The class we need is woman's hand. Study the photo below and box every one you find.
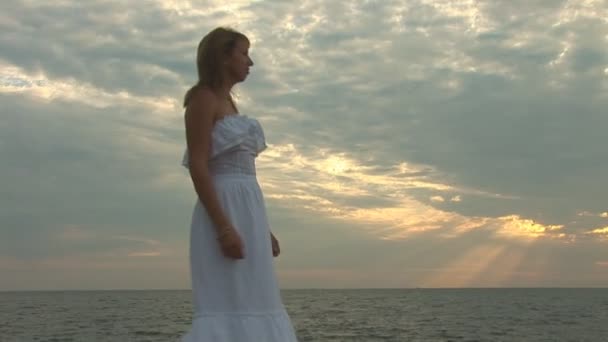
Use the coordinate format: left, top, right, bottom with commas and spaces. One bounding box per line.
217, 228, 245, 259
270, 232, 280, 257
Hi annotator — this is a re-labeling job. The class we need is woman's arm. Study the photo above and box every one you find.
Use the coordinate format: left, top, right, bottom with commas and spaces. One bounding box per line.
185, 88, 244, 259
184, 88, 232, 235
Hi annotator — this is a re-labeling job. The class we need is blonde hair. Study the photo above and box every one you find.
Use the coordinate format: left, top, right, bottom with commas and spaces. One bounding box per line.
183, 27, 249, 107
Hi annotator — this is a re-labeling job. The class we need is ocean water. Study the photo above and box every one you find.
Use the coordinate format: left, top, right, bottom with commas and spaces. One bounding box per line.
1, 288, 607, 341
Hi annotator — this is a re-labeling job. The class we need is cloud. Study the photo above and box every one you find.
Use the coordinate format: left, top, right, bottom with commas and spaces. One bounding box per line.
588, 226, 608, 236
257, 144, 578, 242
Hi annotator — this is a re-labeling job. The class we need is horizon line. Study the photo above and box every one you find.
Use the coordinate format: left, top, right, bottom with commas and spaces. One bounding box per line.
2, 286, 608, 292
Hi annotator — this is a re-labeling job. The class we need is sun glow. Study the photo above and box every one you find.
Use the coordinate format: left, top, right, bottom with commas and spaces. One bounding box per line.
589, 226, 608, 235
497, 215, 565, 239
259, 144, 575, 243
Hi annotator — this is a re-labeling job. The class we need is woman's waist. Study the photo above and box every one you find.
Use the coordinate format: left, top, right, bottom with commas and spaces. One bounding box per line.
209, 165, 256, 176
208, 154, 256, 173
210, 172, 258, 182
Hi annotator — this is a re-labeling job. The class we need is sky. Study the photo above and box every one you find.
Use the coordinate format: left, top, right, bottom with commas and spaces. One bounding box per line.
1, 0, 607, 290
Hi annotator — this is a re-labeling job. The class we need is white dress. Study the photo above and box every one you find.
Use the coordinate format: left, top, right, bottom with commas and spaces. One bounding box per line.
181, 114, 298, 342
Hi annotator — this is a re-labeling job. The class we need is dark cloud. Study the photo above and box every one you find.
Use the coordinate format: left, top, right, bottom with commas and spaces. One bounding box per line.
0, 0, 204, 98
240, 0, 608, 236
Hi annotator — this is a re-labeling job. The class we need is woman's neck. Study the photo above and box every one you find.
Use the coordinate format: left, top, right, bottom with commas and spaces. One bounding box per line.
218, 78, 237, 99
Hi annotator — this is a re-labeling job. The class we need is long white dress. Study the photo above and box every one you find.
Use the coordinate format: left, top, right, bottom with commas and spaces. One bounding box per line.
181, 114, 298, 341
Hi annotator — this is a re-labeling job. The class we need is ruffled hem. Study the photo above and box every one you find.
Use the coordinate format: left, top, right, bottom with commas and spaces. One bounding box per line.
181, 309, 298, 342
182, 114, 267, 168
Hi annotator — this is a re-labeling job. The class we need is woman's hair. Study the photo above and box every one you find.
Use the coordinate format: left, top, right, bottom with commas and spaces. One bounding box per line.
183, 27, 249, 107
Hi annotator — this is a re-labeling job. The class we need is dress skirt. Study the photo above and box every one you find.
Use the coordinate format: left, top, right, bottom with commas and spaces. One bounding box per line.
181, 174, 298, 341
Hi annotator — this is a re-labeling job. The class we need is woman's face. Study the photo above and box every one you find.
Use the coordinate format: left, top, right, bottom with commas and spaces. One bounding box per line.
225, 39, 254, 82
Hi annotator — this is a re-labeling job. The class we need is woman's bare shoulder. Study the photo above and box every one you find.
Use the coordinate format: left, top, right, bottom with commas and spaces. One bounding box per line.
187, 86, 219, 115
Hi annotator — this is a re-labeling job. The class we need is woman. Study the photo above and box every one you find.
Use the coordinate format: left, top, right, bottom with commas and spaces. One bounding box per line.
180, 27, 298, 341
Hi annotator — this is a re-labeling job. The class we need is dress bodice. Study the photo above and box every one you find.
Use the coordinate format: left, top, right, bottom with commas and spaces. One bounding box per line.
182, 114, 267, 175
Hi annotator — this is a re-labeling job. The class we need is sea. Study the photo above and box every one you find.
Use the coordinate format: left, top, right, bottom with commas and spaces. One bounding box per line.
1, 288, 607, 341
